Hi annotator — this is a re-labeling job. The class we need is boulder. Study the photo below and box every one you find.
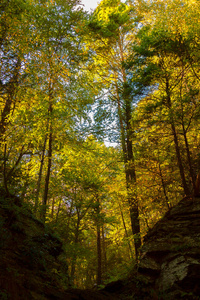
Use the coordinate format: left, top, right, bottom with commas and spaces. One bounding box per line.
138, 196, 200, 299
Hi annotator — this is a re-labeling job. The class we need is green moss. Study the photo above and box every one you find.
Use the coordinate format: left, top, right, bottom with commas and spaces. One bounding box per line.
0, 290, 9, 300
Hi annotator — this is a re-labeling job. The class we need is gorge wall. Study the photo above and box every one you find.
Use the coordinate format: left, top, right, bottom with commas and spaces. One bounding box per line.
106, 196, 200, 299
1, 189, 200, 299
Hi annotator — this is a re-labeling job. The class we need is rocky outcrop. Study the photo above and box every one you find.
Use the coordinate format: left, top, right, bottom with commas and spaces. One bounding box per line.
0, 189, 119, 300
138, 196, 200, 299
104, 196, 200, 299
0, 189, 68, 299
1, 188, 200, 299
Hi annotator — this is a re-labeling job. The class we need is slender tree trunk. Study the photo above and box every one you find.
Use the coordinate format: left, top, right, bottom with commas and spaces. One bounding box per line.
182, 124, 196, 192
70, 210, 80, 285
41, 129, 52, 222
126, 171, 141, 259
55, 198, 62, 223
0, 58, 21, 140
117, 35, 142, 258
41, 101, 53, 222
64, 195, 75, 242
179, 71, 196, 193
116, 83, 126, 160
144, 215, 150, 229
158, 162, 170, 209
170, 122, 189, 195
70, 255, 77, 284
21, 181, 29, 201
165, 78, 189, 196
119, 201, 133, 259
34, 135, 47, 214
194, 169, 200, 197
0, 95, 13, 138
40, 52, 55, 222
3, 143, 26, 194
5, 145, 25, 182
125, 97, 141, 259
51, 197, 55, 219
97, 223, 102, 286
115, 80, 141, 260
101, 226, 107, 278
96, 195, 102, 286
3, 143, 9, 195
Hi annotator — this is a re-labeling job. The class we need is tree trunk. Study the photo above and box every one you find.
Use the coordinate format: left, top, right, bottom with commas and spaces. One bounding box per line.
165, 78, 189, 196
125, 97, 141, 259
3, 143, 26, 195
117, 34, 142, 257
55, 198, 62, 223
0, 58, 21, 140
97, 222, 102, 286
101, 226, 107, 278
171, 123, 189, 195
96, 196, 102, 286
70, 209, 80, 286
182, 124, 196, 192
34, 135, 47, 214
51, 197, 55, 219
41, 101, 53, 222
194, 169, 200, 197
119, 201, 133, 259
115, 80, 141, 260
3, 143, 9, 195
158, 162, 170, 209
6, 145, 25, 181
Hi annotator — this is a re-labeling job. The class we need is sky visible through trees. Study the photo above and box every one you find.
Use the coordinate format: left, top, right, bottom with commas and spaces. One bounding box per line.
81, 0, 100, 11
0, 0, 200, 289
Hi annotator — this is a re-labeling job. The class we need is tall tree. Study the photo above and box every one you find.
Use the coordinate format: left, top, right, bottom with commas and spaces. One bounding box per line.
87, 0, 141, 259
128, 0, 200, 196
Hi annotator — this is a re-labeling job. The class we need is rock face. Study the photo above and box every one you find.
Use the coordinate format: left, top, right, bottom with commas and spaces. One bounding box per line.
0, 189, 68, 299
138, 196, 200, 299
0, 189, 119, 300
1, 188, 200, 299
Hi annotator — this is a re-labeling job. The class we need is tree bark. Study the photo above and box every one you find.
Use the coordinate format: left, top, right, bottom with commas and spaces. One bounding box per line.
101, 225, 107, 278
182, 124, 196, 192
194, 169, 200, 197
41, 102, 53, 222
3, 143, 9, 195
158, 162, 170, 209
165, 78, 189, 196
115, 79, 141, 260
34, 135, 47, 214
70, 208, 81, 285
125, 96, 141, 259
0, 58, 21, 139
171, 122, 189, 196
51, 197, 55, 219
55, 198, 62, 223
96, 195, 102, 286
119, 201, 133, 259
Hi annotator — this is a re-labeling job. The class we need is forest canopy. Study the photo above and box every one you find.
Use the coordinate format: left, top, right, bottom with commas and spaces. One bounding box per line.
0, 0, 199, 288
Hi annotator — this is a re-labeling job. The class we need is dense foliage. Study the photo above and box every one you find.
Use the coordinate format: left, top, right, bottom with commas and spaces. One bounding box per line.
0, 0, 199, 289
